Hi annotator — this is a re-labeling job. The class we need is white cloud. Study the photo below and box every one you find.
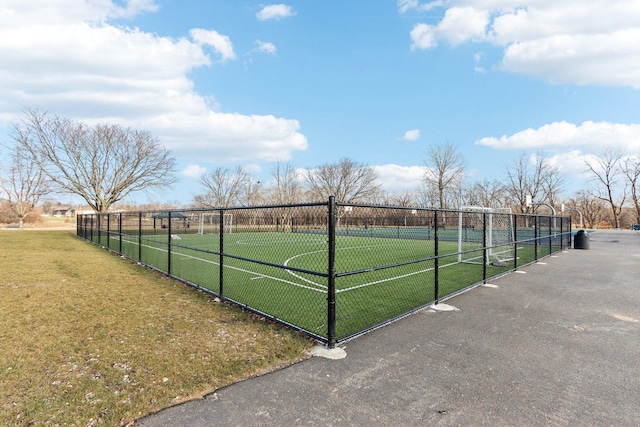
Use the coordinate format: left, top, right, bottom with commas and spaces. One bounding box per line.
373, 164, 427, 192
410, 23, 438, 49
149, 111, 307, 162
0, 2, 307, 163
256, 4, 296, 21
404, 1, 640, 88
473, 51, 486, 73
254, 40, 277, 55
106, 0, 159, 19
411, 7, 488, 49
0, 0, 159, 25
438, 7, 490, 46
244, 164, 263, 175
543, 150, 594, 179
398, 0, 445, 14
182, 164, 207, 178
500, 29, 640, 88
398, 0, 419, 14
402, 129, 421, 141
476, 121, 640, 153
476, 120, 640, 184
190, 28, 236, 62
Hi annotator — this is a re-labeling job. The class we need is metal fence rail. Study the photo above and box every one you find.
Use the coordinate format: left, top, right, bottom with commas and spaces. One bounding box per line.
77, 197, 572, 347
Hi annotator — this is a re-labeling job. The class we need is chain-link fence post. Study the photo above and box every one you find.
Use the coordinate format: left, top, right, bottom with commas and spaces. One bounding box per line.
548, 216, 552, 255
219, 209, 225, 299
118, 212, 123, 254
138, 212, 142, 261
327, 196, 337, 348
513, 213, 518, 269
434, 210, 440, 303
97, 214, 101, 245
534, 214, 539, 261
167, 211, 172, 276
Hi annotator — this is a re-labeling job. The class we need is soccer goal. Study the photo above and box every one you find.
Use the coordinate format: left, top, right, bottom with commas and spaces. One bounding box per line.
458, 206, 514, 265
198, 212, 233, 234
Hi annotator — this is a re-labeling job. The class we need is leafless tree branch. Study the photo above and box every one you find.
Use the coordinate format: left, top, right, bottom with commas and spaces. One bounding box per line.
0, 144, 51, 227
304, 157, 381, 203
423, 143, 466, 209
13, 109, 177, 212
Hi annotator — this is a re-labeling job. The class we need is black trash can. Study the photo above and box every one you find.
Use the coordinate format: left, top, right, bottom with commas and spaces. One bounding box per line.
574, 230, 589, 250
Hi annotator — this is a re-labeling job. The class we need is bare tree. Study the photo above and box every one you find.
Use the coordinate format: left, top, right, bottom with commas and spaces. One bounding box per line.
504, 153, 534, 213
503, 152, 562, 213
622, 154, 640, 224
569, 190, 608, 229
267, 161, 303, 230
584, 148, 627, 229
463, 179, 508, 208
270, 161, 302, 205
0, 145, 51, 228
389, 191, 417, 207
195, 166, 252, 207
423, 143, 466, 209
244, 179, 265, 207
537, 154, 565, 208
416, 180, 439, 208
367, 191, 393, 206
304, 157, 381, 203
14, 109, 177, 212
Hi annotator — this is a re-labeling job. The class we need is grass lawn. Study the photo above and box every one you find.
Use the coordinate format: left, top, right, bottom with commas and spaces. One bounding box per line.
0, 230, 312, 426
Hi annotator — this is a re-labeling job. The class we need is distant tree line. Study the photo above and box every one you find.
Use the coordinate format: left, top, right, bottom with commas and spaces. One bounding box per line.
2, 110, 639, 229
189, 144, 640, 230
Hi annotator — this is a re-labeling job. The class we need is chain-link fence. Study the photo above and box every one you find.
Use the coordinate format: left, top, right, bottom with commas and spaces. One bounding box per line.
77, 198, 572, 347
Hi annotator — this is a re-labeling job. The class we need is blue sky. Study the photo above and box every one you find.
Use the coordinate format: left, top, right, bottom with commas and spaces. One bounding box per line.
1, 1, 640, 205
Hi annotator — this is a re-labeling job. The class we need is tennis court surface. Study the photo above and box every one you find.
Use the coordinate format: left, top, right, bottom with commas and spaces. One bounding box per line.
138, 229, 640, 426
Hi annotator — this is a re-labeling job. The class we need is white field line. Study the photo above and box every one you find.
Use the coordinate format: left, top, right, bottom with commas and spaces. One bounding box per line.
283, 249, 327, 289
282, 244, 389, 290
234, 238, 327, 246
117, 237, 327, 294
116, 237, 480, 296
337, 260, 459, 293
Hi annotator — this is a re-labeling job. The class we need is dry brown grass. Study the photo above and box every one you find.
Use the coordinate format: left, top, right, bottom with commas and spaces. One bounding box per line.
0, 230, 312, 426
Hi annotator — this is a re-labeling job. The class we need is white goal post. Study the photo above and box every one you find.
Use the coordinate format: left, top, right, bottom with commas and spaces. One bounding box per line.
458, 206, 514, 265
198, 213, 233, 234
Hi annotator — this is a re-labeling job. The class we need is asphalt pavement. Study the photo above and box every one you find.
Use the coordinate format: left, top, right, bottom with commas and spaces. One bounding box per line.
137, 230, 640, 427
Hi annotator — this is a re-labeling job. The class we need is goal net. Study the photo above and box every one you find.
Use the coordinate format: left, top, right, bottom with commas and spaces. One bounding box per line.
198, 213, 233, 234
458, 206, 514, 265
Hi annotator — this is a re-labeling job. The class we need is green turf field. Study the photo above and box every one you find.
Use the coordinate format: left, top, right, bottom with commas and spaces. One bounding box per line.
91, 229, 549, 341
